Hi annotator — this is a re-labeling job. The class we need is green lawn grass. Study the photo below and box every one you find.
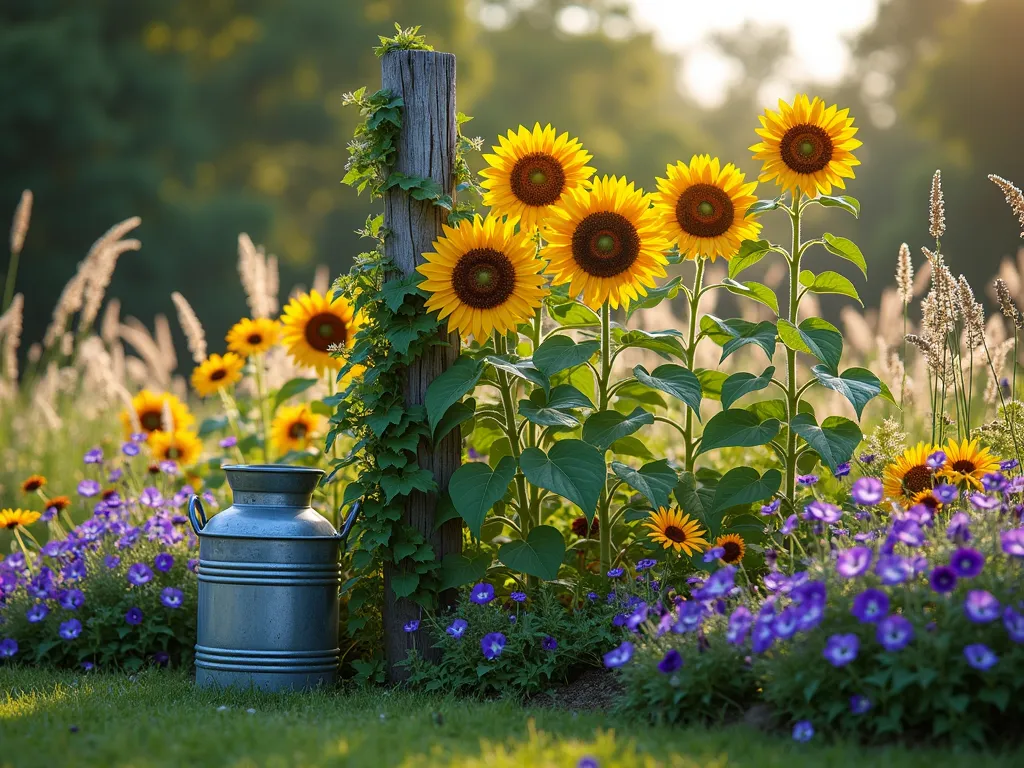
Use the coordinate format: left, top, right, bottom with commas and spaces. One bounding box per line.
0, 667, 1019, 768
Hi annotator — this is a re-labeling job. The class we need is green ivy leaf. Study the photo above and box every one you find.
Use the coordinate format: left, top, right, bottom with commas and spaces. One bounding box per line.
799, 269, 863, 306
272, 378, 319, 412
721, 366, 775, 410
379, 467, 436, 502
381, 274, 424, 311
777, 318, 844, 372
697, 409, 781, 455
497, 525, 565, 580
632, 364, 702, 419
729, 239, 772, 279
789, 413, 862, 473
433, 398, 475, 444
812, 195, 860, 218
448, 456, 517, 538
386, 314, 439, 355
722, 279, 779, 314
822, 233, 867, 278
614, 328, 686, 360
425, 356, 483, 434
611, 459, 677, 509
520, 439, 605, 521
623, 276, 684, 320
390, 571, 419, 599
712, 467, 782, 514
532, 336, 600, 377
582, 407, 654, 451
811, 366, 882, 420
438, 552, 491, 591
485, 355, 549, 396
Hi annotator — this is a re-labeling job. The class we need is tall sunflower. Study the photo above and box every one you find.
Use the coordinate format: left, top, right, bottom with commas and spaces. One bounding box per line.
149, 429, 203, 467
545, 176, 671, 310
0, 509, 40, 529
279, 290, 359, 373
418, 215, 547, 340
120, 390, 194, 438
939, 438, 1000, 489
191, 353, 244, 398
715, 533, 746, 564
226, 317, 281, 357
270, 404, 325, 454
883, 442, 936, 505
644, 508, 709, 556
480, 123, 595, 231
653, 155, 761, 261
750, 95, 861, 198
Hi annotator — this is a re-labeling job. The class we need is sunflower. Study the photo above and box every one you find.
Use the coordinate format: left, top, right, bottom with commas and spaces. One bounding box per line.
545, 176, 671, 310
417, 215, 547, 340
715, 533, 747, 564
911, 489, 942, 515
191, 353, 244, 398
226, 317, 281, 357
270, 404, 325, 454
47, 495, 71, 512
0, 509, 40, 529
279, 290, 360, 373
21, 475, 46, 493
644, 508, 709, 556
653, 155, 761, 261
121, 390, 194, 438
750, 94, 862, 198
149, 429, 203, 467
883, 442, 936, 505
938, 438, 1000, 489
479, 123, 595, 231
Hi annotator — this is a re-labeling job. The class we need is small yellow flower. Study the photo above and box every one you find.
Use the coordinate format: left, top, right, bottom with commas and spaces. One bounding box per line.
715, 533, 746, 564
883, 442, 935, 505
149, 429, 203, 467
279, 290, 360, 374
0, 509, 41, 529
938, 438, 1000, 490
191, 353, 244, 398
226, 317, 281, 357
644, 508, 709, 556
121, 390, 194, 438
270, 404, 325, 454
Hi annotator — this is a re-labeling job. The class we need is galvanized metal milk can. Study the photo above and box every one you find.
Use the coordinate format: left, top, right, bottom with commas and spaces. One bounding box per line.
188, 464, 359, 692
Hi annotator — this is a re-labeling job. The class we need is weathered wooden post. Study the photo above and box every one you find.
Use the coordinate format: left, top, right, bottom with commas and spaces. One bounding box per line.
381, 49, 462, 680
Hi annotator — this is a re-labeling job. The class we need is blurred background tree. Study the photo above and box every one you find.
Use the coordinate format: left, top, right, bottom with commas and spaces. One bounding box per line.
1, 0, 1021, 359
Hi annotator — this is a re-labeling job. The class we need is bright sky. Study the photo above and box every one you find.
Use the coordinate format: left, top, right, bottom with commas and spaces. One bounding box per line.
625, 0, 881, 107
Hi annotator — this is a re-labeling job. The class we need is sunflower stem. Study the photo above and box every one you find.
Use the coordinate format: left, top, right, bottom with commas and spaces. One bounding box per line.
683, 258, 706, 473
253, 354, 272, 462
217, 389, 248, 464
598, 302, 613, 572
12, 529, 34, 575
784, 193, 804, 508
494, 334, 531, 544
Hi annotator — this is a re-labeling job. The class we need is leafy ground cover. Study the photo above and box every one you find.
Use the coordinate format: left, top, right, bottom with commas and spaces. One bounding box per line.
1, 667, 1021, 768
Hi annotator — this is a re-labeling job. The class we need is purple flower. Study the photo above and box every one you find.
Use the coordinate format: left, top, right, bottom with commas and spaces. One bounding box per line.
509, 591, 527, 603
1002, 528, 1024, 557
152, 651, 169, 667
607, 568, 624, 579
586, 591, 598, 602
772, 607, 799, 640
877, 614, 914, 652
926, 450, 947, 470
1000, 458, 1019, 471
403, 620, 420, 632
726, 607, 753, 645
703, 546, 725, 563
833, 461, 851, 478
795, 599, 825, 633
77, 480, 101, 497
127, 562, 154, 586
1003, 606, 1024, 643
125, 607, 144, 626
160, 587, 184, 609
603, 641, 634, 668
929, 565, 957, 594
964, 590, 1000, 623
635, 558, 657, 571
446, 618, 468, 640
40, 506, 57, 523
577, 757, 598, 768
964, 643, 998, 671
760, 498, 781, 516
658, 648, 683, 674
983, 472, 1009, 493
672, 601, 703, 634
780, 514, 799, 536
159, 460, 179, 475
969, 492, 999, 510
154, 553, 174, 572
469, 583, 494, 604
934, 483, 959, 505
27, 603, 49, 623
751, 620, 775, 654
806, 500, 843, 524
792, 720, 815, 742
63, 558, 86, 582
851, 588, 889, 623
797, 474, 819, 487
876, 555, 912, 586
219, 436, 238, 449
859, 453, 876, 464
850, 477, 883, 505
59, 618, 82, 640
695, 565, 736, 599
823, 633, 860, 667
542, 635, 558, 652
188, 558, 199, 573
59, 589, 85, 611
81, 661, 94, 671
891, 518, 925, 547
950, 547, 984, 578
122, 442, 140, 457
508, 614, 517, 624
481, 632, 506, 660
946, 512, 971, 542
849, 695, 872, 715
0, 638, 18, 658
836, 547, 873, 579
140, 487, 164, 508
83, 447, 103, 464
104, 555, 121, 570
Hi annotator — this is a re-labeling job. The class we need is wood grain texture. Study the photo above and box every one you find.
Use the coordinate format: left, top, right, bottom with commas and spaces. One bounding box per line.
380, 50, 462, 681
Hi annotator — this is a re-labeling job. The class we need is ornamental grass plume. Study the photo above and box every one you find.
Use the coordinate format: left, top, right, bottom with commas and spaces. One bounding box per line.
9, 190, 32, 257
0, 293, 23, 382
170, 292, 207, 364
237, 234, 279, 319
896, 243, 914, 306
929, 170, 946, 241
994, 277, 1023, 330
957, 275, 985, 349
989, 174, 1024, 238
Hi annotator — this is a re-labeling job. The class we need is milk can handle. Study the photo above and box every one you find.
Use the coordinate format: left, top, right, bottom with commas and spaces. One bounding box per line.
338, 500, 361, 547
188, 494, 207, 535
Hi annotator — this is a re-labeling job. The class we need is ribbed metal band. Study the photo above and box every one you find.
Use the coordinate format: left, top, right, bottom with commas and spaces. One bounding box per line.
197, 559, 341, 586
195, 645, 340, 674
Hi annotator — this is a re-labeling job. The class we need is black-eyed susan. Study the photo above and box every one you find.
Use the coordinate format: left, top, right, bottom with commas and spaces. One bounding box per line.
270, 403, 325, 454
417, 215, 547, 340
939, 438, 1000, 490
191, 353, 244, 398
644, 508, 709, 556
121, 390, 194, 438
0, 509, 40, 529
750, 94, 861, 198
883, 442, 935, 505
545, 175, 671, 310
480, 123, 595, 231
21, 475, 46, 493
715, 533, 746, 564
653, 155, 761, 261
149, 429, 203, 467
279, 290, 359, 373
226, 317, 281, 357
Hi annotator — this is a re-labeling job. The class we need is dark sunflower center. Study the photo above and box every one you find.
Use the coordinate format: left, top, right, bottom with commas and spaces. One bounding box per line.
918, 494, 940, 511
4, 522, 17, 529
951, 459, 976, 474
902, 465, 933, 495
721, 541, 742, 562
510, 152, 566, 207
780, 124, 833, 174
451, 248, 516, 310
247, 333, 263, 345
288, 422, 308, 440
166, 447, 181, 459
209, 369, 227, 381
303, 313, 346, 352
664, 525, 688, 543
571, 212, 641, 278
675, 183, 735, 238
140, 411, 162, 431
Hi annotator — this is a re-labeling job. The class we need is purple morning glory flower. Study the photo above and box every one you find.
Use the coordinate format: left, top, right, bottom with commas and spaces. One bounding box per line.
850, 477, 883, 505
964, 643, 998, 671
81, 661, 95, 671
695, 565, 736, 599
542, 635, 558, 652
836, 546, 873, 579
934, 483, 959, 504
658, 648, 683, 674
508, 614, 517, 624
403, 620, 420, 632
851, 588, 889, 623
607, 568, 625, 579
703, 546, 725, 563
859, 453, 876, 464
876, 555, 912, 586
970, 492, 1000, 510
125, 607, 144, 626
849, 695, 872, 715
833, 461, 851, 478
219, 435, 238, 449
929, 565, 957, 593
1002, 528, 1024, 557
160, 587, 183, 609
823, 633, 859, 667
159, 460, 178, 475
797, 474, 819, 487
792, 720, 815, 742
586, 591, 598, 602
891, 517, 925, 547
77, 480, 101, 497
795, 599, 825, 633
983, 472, 1009, 493
1000, 458, 1019, 471
127, 562, 153, 586
964, 590, 1000, 623
950, 547, 984, 578
509, 591, 527, 603
0, 638, 18, 658
154, 553, 174, 572
577, 757, 598, 768
772, 607, 799, 640
59, 618, 82, 640
780, 514, 799, 535
806, 500, 843, 523
877, 614, 914, 652
946, 512, 971, 542
636, 558, 657, 571
751, 620, 775, 654
469, 583, 495, 604
446, 618, 468, 639
481, 632, 506, 660
140, 487, 163, 508
59, 589, 85, 611
83, 448, 103, 464
122, 442, 140, 457
926, 450, 947, 470
1003, 606, 1024, 643
603, 641, 634, 668
760, 498, 782, 516
726, 607, 753, 645
104, 555, 121, 569
27, 603, 49, 623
